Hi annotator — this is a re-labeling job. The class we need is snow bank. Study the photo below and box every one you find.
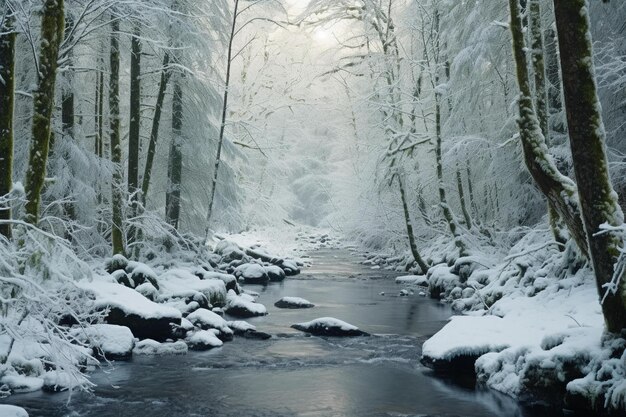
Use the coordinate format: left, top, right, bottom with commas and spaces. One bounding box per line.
395, 275, 428, 286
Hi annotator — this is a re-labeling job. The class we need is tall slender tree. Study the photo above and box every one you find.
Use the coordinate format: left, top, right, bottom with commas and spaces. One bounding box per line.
553, 0, 626, 334
0, 5, 16, 238
165, 76, 183, 228
128, 24, 141, 224
109, 18, 124, 255
24, 0, 65, 225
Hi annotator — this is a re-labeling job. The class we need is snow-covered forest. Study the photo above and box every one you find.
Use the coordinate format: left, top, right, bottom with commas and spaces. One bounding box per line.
1, 0, 626, 416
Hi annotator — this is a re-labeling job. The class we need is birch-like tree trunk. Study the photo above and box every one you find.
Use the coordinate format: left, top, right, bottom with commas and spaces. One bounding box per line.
553, 0, 626, 333
0, 8, 16, 238
24, 0, 65, 225
508, 0, 588, 257
109, 18, 125, 255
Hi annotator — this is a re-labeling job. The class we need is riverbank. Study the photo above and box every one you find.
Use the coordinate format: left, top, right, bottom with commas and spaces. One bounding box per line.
358, 227, 625, 416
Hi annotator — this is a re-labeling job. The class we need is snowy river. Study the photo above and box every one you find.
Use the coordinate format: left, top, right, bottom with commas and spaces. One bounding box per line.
6, 249, 559, 416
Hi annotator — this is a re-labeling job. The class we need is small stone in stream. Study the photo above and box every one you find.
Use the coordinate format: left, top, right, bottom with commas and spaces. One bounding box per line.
242, 329, 272, 340
400, 289, 409, 296
224, 290, 267, 318
419, 291, 427, 296
291, 317, 369, 337
274, 297, 315, 309
42, 371, 74, 393
379, 292, 385, 296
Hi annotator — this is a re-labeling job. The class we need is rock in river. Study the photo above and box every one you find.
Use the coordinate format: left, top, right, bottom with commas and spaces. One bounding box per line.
274, 296, 315, 309
291, 317, 369, 337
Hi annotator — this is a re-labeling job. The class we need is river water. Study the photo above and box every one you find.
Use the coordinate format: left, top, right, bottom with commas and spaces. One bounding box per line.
4, 249, 560, 417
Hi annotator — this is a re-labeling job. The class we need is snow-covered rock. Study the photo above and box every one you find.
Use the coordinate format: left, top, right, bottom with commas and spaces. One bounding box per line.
226, 320, 270, 339
0, 374, 44, 393
71, 324, 135, 360
158, 268, 227, 307
224, 290, 267, 318
280, 259, 300, 276
274, 296, 315, 309
133, 339, 188, 355
234, 263, 269, 284
42, 371, 76, 393
0, 405, 29, 417
186, 308, 233, 341
80, 280, 181, 342
427, 263, 462, 300
266, 265, 286, 282
196, 270, 238, 292
186, 329, 223, 350
291, 317, 369, 337
395, 275, 428, 286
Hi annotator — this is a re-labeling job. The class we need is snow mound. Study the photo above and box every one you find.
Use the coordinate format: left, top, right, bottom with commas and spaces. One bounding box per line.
0, 405, 29, 417
234, 263, 269, 284
0, 374, 44, 393
274, 296, 315, 309
291, 317, 369, 337
71, 324, 134, 360
133, 339, 188, 355
227, 320, 256, 333
158, 268, 227, 306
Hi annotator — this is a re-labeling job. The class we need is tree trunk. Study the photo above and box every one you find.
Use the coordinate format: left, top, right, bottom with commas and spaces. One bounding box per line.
397, 175, 429, 274
24, 0, 65, 225
0, 10, 16, 238
141, 52, 171, 204
128, 25, 141, 212
165, 77, 183, 229
529, 0, 567, 248
508, 0, 588, 257
61, 14, 75, 223
553, 0, 626, 334
109, 18, 125, 255
456, 169, 472, 229
205, 0, 240, 235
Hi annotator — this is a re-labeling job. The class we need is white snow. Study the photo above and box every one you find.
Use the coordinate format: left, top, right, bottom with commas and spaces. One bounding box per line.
186, 330, 223, 348
79, 279, 181, 320
395, 275, 428, 286
133, 339, 188, 355
0, 405, 29, 417
227, 320, 256, 332
0, 374, 44, 393
158, 268, 227, 305
234, 263, 266, 279
186, 308, 232, 335
225, 290, 267, 316
277, 296, 313, 306
294, 317, 359, 332
71, 324, 134, 357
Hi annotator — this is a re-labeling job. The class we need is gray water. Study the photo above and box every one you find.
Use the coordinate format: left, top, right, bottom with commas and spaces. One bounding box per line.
3, 249, 559, 417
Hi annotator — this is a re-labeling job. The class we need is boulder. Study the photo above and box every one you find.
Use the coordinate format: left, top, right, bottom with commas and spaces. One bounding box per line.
224, 290, 267, 318
133, 339, 188, 356
81, 281, 182, 342
234, 263, 269, 284
274, 297, 315, 309
266, 265, 286, 282
0, 405, 29, 417
186, 308, 233, 341
104, 254, 129, 274
291, 317, 369, 337
186, 329, 223, 350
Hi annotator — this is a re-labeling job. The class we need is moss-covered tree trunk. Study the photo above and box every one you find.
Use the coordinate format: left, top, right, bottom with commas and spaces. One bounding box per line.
508, 0, 588, 257
0, 9, 16, 238
61, 14, 76, 223
165, 77, 183, 229
109, 19, 125, 255
24, 0, 65, 225
529, 0, 567, 248
553, 0, 626, 333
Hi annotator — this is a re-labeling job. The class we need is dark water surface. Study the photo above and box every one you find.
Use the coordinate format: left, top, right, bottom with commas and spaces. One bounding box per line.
3, 249, 559, 417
